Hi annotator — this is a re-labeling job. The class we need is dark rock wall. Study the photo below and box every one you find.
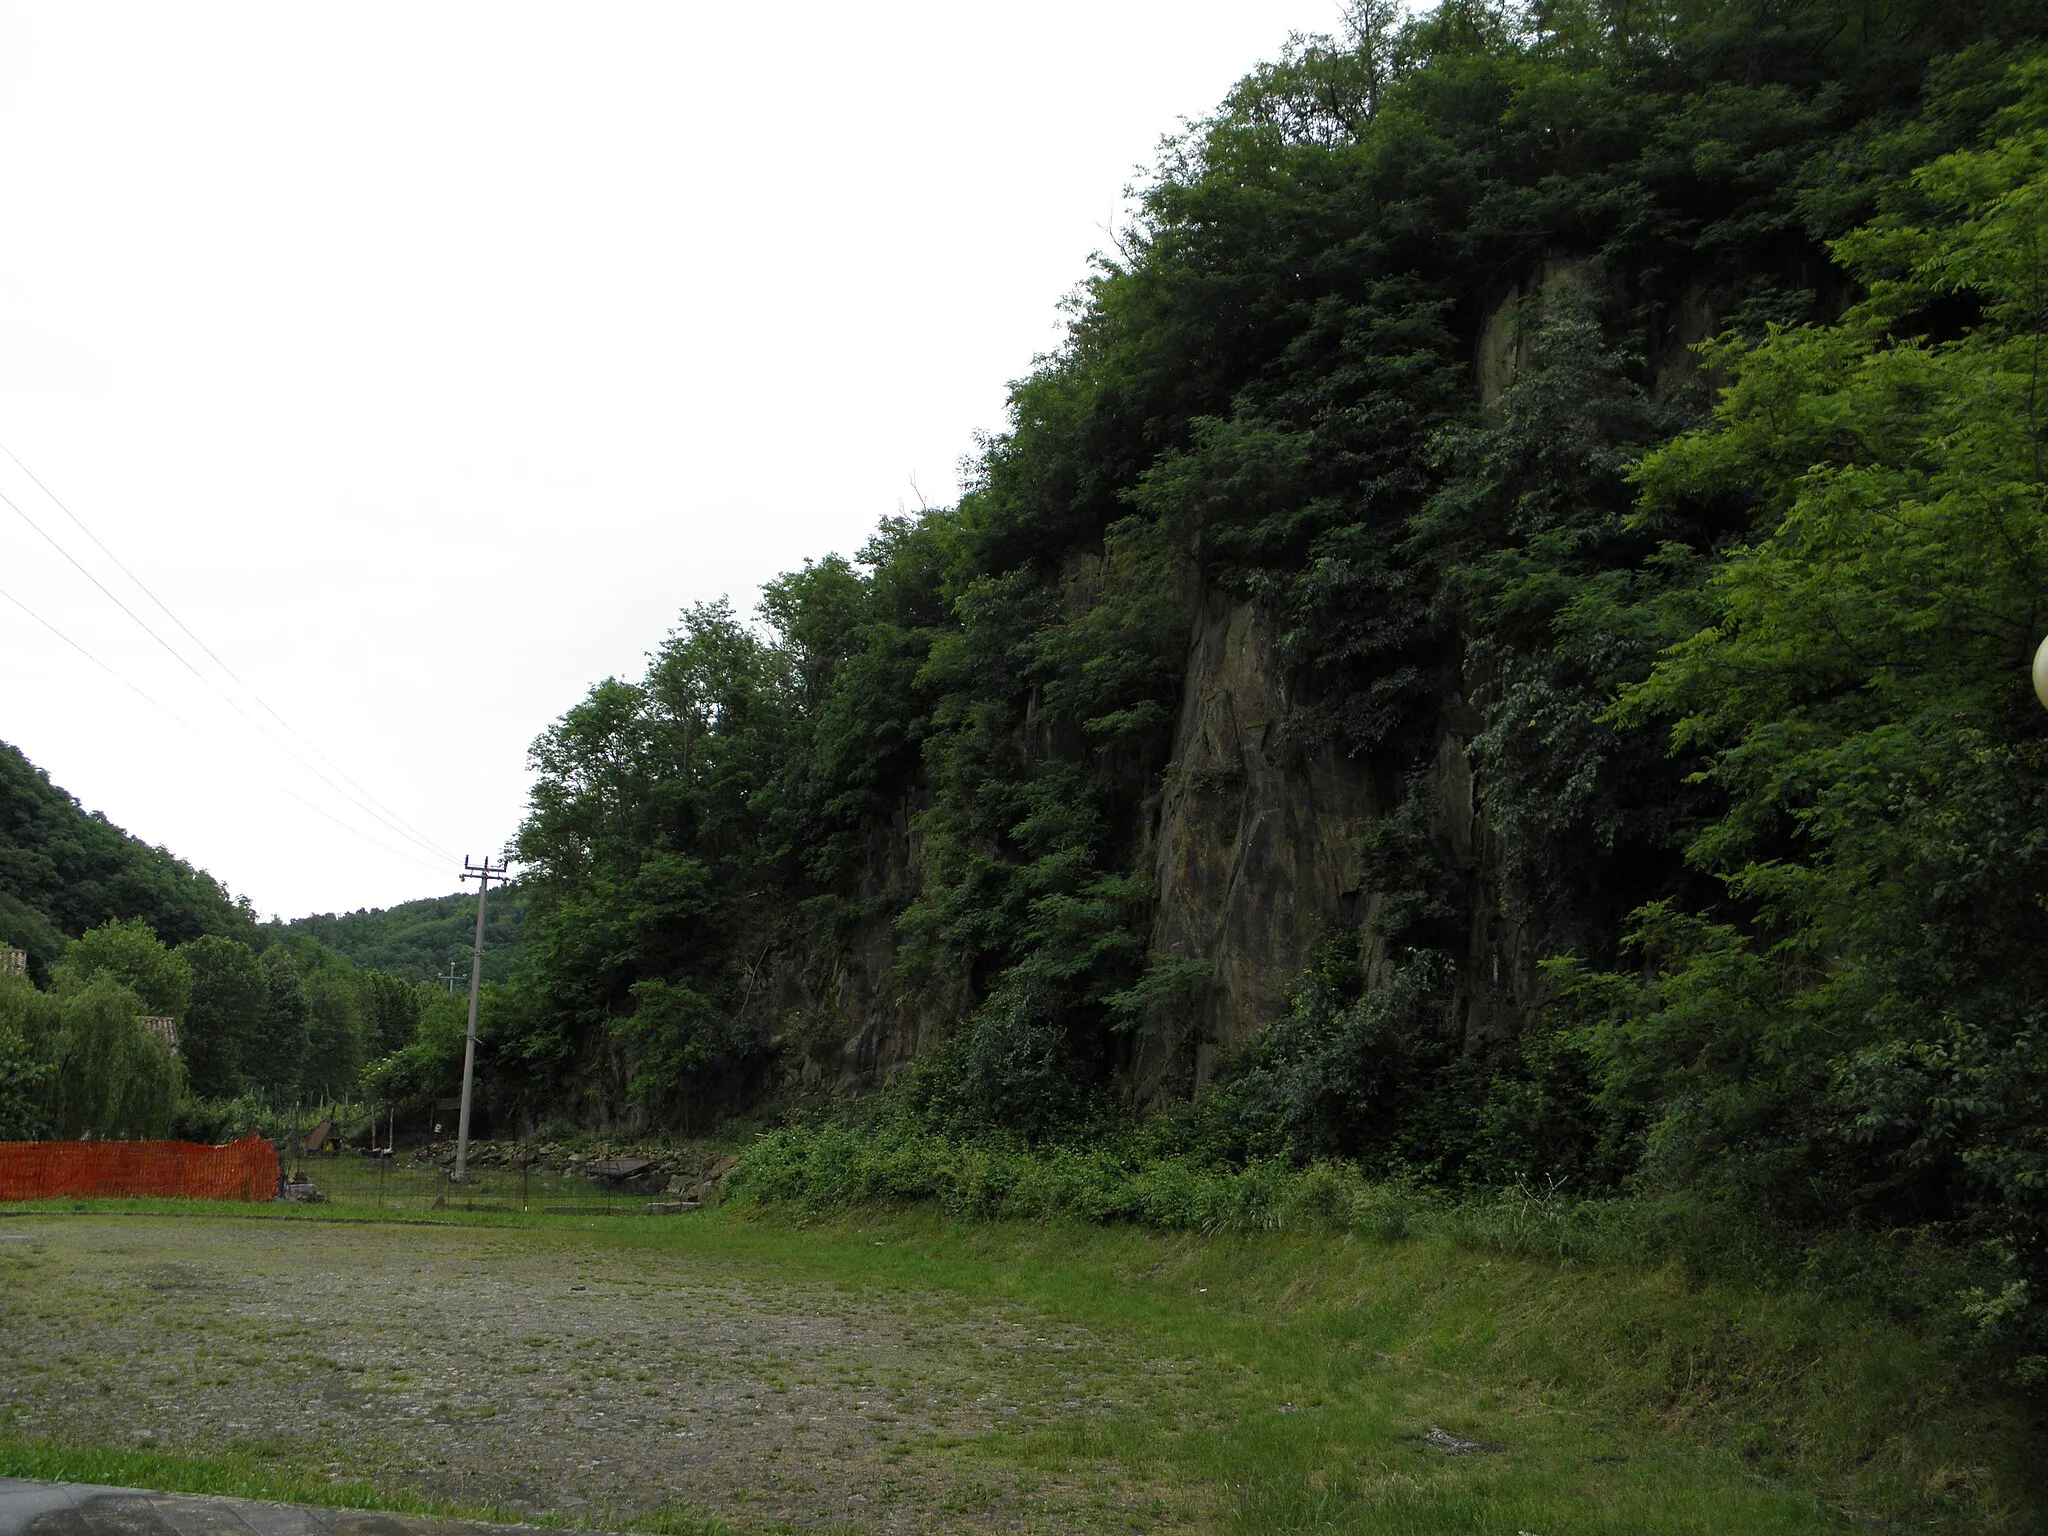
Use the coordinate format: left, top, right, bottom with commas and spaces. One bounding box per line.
759, 793, 943, 1100
765, 260, 1646, 1106
770, 598, 1548, 1106
1134, 594, 1379, 1100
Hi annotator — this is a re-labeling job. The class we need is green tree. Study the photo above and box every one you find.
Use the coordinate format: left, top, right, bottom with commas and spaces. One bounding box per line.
52, 918, 192, 1018
0, 971, 181, 1139
54, 976, 181, 1138
1609, 54, 2048, 1353
0, 974, 55, 1139
0, 1023, 51, 1139
362, 987, 490, 1113
358, 969, 431, 1058
178, 935, 267, 1098
300, 969, 364, 1101
511, 599, 796, 1118
252, 947, 310, 1098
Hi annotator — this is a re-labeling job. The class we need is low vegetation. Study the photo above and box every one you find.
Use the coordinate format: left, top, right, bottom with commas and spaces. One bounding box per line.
0, 1196, 2037, 1534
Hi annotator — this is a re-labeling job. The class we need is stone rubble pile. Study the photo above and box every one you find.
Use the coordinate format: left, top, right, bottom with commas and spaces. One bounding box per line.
405, 1138, 739, 1202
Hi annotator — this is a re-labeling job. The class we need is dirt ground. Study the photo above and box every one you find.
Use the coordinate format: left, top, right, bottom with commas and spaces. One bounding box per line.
0, 1216, 1194, 1534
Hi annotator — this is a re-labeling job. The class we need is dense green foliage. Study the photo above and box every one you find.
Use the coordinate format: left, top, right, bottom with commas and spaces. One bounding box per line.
0, 742, 249, 976
485, 0, 2048, 1375
0, 902, 434, 1134
53, 918, 192, 1018
279, 889, 523, 986
0, 742, 485, 1132
0, 971, 179, 1139
1583, 69, 2048, 1374
0, 998, 52, 1139
177, 934, 267, 1100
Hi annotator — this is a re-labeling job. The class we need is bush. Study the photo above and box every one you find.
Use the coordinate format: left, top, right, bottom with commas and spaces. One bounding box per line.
898, 981, 1110, 1144
168, 1092, 267, 1144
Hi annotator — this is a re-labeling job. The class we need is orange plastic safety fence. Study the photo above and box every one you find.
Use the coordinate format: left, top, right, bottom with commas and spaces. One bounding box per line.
0, 1135, 279, 1202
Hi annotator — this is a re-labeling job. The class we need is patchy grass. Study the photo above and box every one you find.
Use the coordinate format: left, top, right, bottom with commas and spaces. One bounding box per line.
0, 1197, 2037, 1534
699, 1211, 2038, 1534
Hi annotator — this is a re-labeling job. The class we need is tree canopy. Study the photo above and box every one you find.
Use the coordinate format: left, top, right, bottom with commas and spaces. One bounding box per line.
0, 742, 249, 977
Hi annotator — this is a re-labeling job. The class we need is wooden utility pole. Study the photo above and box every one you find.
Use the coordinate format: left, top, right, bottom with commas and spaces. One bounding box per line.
453, 854, 509, 1182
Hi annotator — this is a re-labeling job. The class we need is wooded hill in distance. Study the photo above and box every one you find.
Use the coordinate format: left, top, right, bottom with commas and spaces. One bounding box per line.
280, 891, 524, 987
0, 740, 250, 978
0, 741, 477, 1139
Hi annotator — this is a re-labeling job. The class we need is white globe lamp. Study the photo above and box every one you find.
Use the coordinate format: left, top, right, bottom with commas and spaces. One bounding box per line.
2034, 636, 2048, 709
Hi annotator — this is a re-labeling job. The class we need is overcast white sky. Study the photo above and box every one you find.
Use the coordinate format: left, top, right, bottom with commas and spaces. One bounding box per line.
0, 1, 1345, 921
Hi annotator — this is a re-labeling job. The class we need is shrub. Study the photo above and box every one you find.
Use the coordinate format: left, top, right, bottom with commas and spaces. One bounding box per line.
898, 981, 1110, 1144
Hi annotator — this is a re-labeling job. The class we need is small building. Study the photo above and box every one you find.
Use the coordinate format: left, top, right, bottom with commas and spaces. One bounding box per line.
137, 1016, 180, 1055
1, 948, 24, 977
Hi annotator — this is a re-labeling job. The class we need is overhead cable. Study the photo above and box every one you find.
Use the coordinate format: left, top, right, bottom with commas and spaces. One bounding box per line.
270, 784, 461, 877
0, 440, 458, 861
0, 485, 209, 685
0, 581, 198, 732
0, 480, 455, 864
0, 581, 451, 877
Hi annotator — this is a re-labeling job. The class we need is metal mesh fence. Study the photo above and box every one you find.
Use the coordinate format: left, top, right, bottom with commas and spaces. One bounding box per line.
293, 1155, 671, 1215
0, 1136, 279, 1201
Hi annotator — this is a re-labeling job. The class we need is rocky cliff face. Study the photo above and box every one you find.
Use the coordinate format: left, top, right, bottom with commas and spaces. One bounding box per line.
1129, 599, 1553, 1102
759, 792, 941, 1100
769, 593, 1547, 1107
1132, 594, 1378, 1100
768, 260, 1667, 1107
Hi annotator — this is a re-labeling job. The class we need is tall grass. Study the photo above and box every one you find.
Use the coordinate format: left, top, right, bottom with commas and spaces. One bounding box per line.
725, 1120, 1986, 1324
715, 1120, 2048, 1531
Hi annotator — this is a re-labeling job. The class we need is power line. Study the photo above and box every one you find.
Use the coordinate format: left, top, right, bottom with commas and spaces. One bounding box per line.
0, 485, 210, 685
0, 582, 197, 732
0, 438, 456, 868
1, 439, 253, 683
271, 785, 455, 877
0, 439, 459, 863
0, 479, 455, 864
0, 580, 452, 877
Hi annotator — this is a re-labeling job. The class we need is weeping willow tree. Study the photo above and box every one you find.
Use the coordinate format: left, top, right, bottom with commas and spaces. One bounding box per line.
0, 971, 181, 1139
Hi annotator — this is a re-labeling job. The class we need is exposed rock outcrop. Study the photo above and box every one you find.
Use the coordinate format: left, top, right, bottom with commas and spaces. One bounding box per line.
762, 254, 1633, 1109
761, 792, 941, 1099
1134, 594, 1378, 1101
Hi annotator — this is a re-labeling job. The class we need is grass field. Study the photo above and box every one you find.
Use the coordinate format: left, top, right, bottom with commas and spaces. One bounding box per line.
0, 1187, 2037, 1534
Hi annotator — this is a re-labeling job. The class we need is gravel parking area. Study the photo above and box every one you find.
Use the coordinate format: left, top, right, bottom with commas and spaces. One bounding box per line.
0, 1217, 1191, 1534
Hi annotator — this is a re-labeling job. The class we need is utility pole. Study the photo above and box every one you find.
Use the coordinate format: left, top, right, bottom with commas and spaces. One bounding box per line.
453, 854, 509, 1183
441, 957, 461, 994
